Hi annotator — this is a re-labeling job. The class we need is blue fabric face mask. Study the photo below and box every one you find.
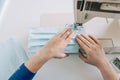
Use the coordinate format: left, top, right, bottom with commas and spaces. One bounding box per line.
28, 24, 86, 54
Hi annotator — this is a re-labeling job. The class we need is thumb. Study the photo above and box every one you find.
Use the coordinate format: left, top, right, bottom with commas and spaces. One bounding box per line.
55, 53, 69, 59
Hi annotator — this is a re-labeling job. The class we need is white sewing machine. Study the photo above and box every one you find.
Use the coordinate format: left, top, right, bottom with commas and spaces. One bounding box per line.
74, 0, 120, 25
73, 0, 120, 54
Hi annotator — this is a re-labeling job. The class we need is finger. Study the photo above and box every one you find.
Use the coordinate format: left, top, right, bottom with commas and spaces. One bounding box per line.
65, 31, 74, 42
60, 28, 69, 36
61, 28, 71, 39
54, 53, 69, 59
65, 29, 73, 40
81, 34, 96, 45
76, 36, 90, 50
54, 28, 68, 38
54, 31, 62, 38
88, 34, 100, 44
79, 52, 87, 62
77, 35, 93, 48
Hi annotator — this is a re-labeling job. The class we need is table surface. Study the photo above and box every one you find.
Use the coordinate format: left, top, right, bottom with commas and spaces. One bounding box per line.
0, 0, 120, 80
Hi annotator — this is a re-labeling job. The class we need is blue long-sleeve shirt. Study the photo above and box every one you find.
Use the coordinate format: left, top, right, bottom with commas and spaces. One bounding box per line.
9, 64, 36, 80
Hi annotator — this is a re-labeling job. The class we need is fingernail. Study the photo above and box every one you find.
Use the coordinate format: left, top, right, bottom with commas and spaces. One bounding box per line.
68, 28, 71, 30
76, 35, 79, 37
81, 34, 86, 37
67, 31, 70, 35
80, 34, 82, 36
78, 35, 81, 37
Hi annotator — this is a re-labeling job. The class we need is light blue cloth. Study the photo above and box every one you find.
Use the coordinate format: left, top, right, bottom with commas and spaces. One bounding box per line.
0, 0, 5, 15
0, 38, 28, 80
28, 25, 86, 54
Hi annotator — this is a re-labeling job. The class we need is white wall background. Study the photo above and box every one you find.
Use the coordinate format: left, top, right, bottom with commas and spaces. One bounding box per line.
0, 0, 74, 49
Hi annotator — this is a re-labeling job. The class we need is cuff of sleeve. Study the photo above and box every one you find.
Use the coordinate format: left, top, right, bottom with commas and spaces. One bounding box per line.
9, 63, 36, 80
20, 63, 36, 79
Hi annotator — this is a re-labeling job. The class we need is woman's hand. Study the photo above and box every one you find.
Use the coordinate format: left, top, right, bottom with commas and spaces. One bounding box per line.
76, 34, 119, 80
76, 34, 107, 67
39, 28, 74, 59
25, 28, 73, 73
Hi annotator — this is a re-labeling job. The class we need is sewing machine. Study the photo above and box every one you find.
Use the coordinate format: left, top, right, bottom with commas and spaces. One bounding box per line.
73, 0, 120, 54
74, 0, 120, 25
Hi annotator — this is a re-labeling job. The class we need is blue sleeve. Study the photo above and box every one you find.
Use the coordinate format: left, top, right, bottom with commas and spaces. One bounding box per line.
9, 63, 36, 80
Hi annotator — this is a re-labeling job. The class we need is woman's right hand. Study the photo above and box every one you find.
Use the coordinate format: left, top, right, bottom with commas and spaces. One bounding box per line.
76, 34, 119, 80
76, 34, 108, 67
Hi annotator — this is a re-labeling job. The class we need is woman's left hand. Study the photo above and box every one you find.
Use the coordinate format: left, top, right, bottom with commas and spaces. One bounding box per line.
39, 28, 74, 59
